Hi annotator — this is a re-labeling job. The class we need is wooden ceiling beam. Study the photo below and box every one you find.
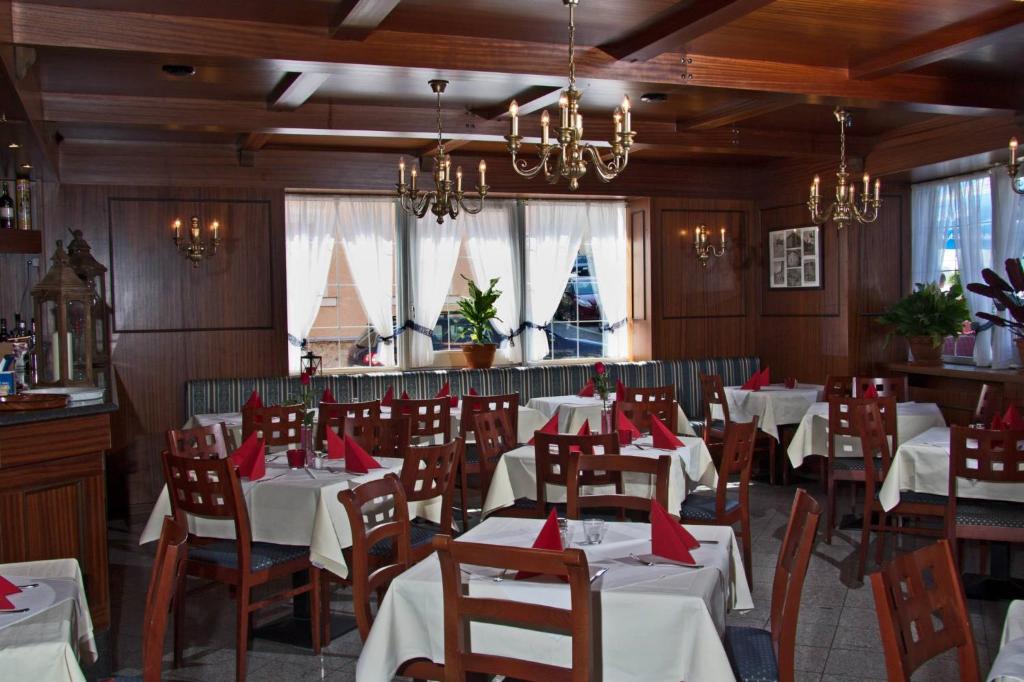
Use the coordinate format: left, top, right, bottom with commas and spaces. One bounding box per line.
473, 85, 563, 122
329, 0, 402, 40
267, 72, 330, 111
850, 5, 1024, 80
678, 96, 793, 130
601, 0, 777, 62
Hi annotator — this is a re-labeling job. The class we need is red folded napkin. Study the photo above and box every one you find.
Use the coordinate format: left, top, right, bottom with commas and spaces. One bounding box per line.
527, 413, 560, 445
577, 421, 591, 436
242, 390, 262, 410
740, 372, 759, 390
449, 395, 459, 408
229, 432, 266, 480
468, 387, 479, 396
400, 390, 410, 400
758, 367, 771, 389
577, 379, 595, 397
616, 410, 641, 445
327, 427, 345, 460
784, 377, 797, 389
992, 414, 1005, 431
381, 386, 394, 407
436, 382, 450, 398
651, 500, 697, 564
0, 575, 20, 610
616, 379, 626, 401
862, 384, 879, 399
516, 508, 563, 580
1003, 404, 1024, 430
651, 416, 682, 449
322, 387, 336, 404
344, 435, 382, 474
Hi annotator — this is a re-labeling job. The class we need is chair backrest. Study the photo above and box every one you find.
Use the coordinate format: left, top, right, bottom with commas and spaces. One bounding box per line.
344, 414, 411, 460
714, 419, 758, 514
533, 432, 620, 505
853, 401, 895, 486
870, 539, 979, 682
241, 403, 304, 447
853, 376, 908, 402
622, 384, 675, 403
433, 535, 592, 682
699, 373, 730, 425
612, 398, 677, 434
317, 399, 381, 450
143, 516, 188, 682
459, 393, 519, 443
471, 409, 517, 486
823, 375, 854, 400
973, 383, 1005, 427
565, 452, 671, 520
391, 397, 452, 442
337, 474, 410, 641
827, 396, 898, 460
400, 438, 461, 531
947, 426, 1024, 518
770, 489, 821, 681
165, 422, 233, 460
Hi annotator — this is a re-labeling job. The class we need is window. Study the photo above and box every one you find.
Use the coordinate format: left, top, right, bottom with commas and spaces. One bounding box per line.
432, 240, 476, 352
543, 241, 606, 360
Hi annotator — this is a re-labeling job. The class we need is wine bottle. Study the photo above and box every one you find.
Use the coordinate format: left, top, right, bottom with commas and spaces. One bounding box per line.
15, 177, 30, 231
0, 183, 13, 229
0, 318, 7, 341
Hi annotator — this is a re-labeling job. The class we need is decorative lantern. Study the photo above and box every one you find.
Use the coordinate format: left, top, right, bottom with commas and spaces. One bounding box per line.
31, 240, 95, 387
66, 229, 111, 374
300, 339, 322, 377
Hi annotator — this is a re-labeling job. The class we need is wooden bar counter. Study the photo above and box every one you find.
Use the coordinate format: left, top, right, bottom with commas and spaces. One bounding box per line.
0, 398, 116, 629
890, 362, 1024, 426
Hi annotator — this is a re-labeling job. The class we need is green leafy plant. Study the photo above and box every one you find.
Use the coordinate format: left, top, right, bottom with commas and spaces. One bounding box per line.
966, 258, 1024, 340
877, 280, 970, 347
456, 275, 502, 345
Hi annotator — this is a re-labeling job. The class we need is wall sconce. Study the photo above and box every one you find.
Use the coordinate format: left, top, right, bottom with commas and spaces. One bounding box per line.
694, 224, 726, 268
173, 216, 221, 267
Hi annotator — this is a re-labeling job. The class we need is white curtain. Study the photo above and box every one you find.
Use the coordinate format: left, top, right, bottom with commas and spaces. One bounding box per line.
336, 198, 398, 367
990, 170, 1024, 368
285, 195, 337, 373
954, 172, 993, 366
408, 214, 463, 366
588, 202, 629, 358
523, 201, 588, 362
463, 202, 522, 363
911, 181, 952, 287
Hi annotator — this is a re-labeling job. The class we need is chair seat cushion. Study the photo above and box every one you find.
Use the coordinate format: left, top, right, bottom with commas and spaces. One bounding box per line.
679, 491, 739, 521
188, 540, 308, 572
955, 500, 1024, 528
831, 456, 881, 472
368, 521, 451, 557
894, 491, 947, 506
724, 626, 779, 682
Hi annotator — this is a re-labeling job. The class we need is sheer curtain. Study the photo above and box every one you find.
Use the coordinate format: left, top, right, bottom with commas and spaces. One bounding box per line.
990, 170, 1024, 368
954, 172, 993, 366
523, 201, 588, 362
336, 197, 398, 366
588, 202, 629, 358
463, 202, 522, 363
408, 214, 463, 366
911, 180, 952, 287
285, 195, 337, 373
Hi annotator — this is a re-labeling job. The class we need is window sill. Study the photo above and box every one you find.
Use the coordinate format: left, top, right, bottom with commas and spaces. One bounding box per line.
889, 362, 1024, 384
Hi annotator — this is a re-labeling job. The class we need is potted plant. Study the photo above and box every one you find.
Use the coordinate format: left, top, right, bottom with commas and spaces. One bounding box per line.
966, 258, 1024, 366
877, 280, 969, 366
457, 275, 502, 369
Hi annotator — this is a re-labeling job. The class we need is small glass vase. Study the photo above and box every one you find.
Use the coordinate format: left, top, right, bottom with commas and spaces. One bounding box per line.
600, 405, 614, 434
300, 424, 314, 467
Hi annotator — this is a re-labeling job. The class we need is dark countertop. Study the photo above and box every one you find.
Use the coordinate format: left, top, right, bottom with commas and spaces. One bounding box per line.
0, 394, 118, 427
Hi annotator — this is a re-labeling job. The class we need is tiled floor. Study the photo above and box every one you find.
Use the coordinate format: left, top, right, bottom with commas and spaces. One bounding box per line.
87, 481, 1015, 681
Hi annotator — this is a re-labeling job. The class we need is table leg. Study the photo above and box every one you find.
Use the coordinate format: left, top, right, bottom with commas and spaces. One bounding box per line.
252, 570, 357, 648
962, 542, 1024, 601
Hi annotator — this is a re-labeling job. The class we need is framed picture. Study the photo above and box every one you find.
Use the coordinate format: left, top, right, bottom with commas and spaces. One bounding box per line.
767, 225, 821, 289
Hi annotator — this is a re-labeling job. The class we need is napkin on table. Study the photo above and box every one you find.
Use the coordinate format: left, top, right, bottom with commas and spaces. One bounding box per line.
322, 387, 336, 404
577, 379, 595, 397
651, 416, 683, 449
468, 388, 479, 396
229, 432, 266, 480
650, 500, 698, 564
0, 575, 22, 610
1003, 403, 1024, 430
862, 384, 879, 398
436, 382, 450, 398
344, 435, 382, 474
616, 411, 641, 445
616, 380, 626, 401
400, 390, 410, 400
327, 427, 346, 460
515, 508, 564, 580
527, 413, 560, 445
740, 373, 759, 390
242, 390, 262, 410
577, 421, 591, 436
381, 386, 394, 407
758, 367, 771, 388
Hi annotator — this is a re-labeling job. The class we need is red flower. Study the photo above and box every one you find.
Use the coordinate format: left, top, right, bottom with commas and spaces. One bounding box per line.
300, 371, 311, 386
594, 362, 606, 375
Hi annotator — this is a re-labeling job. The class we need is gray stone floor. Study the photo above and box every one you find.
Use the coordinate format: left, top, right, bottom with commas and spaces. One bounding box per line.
87, 480, 1015, 681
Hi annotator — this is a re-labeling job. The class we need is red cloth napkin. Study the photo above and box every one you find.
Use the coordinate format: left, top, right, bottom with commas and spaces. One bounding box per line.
322, 387, 336, 403
862, 384, 879, 399
1003, 404, 1024, 430
381, 386, 394, 407
0, 574, 22, 609
577, 379, 595, 397
242, 390, 262, 410
449, 395, 459, 408
527, 413, 560, 445
577, 421, 591, 436
740, 372, 759, 390
651, 416, 682, 449
229, 432, 266, 480
616, 380, 626, 401
784, 377, 797, 389
436, 382, 450, 398
344, 435, 382, 474
468, 387, 479, 396
758, 367, 771, 388
400, 390, 410, 400
992, 415, 1005, 430
516, 508, 563, 580
651, 500, 698, 564
616, 411, 641, 445
327, 427, 345, 460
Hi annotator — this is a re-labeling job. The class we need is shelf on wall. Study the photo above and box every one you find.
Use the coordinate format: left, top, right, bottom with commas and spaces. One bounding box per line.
0, 230, 42, 254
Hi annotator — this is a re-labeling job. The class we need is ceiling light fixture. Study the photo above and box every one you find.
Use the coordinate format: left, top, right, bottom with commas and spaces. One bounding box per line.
808, 107, 881, 229
1007, 137, 1023, 195
161, 64, 196, 78
640, 93, 668, 103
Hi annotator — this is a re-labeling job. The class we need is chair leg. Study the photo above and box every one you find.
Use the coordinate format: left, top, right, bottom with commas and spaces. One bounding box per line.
459, 463, 471, 531
321, 577, 331, 647
236, 585, 250, 682
173, 565, 187, 668
819, 457, 828, 493
980, 541, 990, 575
310, 568, 322, 656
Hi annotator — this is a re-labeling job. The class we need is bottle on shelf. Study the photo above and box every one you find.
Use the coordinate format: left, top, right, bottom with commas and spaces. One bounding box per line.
13, 314, 25, 337
15, 177, 31, 231
0, 317, 7, 341
0, 183, 14, 229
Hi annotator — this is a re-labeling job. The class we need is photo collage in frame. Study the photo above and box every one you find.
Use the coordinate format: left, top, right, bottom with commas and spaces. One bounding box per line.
769, 225, 821, 289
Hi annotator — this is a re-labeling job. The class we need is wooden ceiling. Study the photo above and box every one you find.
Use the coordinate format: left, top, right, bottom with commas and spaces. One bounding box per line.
1, 0, 1022, 182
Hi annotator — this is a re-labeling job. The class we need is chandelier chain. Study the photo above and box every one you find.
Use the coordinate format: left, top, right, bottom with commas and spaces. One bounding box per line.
567, 2, 576, 90
435, 88, 444, 154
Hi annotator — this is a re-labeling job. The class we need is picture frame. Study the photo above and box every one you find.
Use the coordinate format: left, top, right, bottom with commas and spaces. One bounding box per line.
768, 225, 821, 289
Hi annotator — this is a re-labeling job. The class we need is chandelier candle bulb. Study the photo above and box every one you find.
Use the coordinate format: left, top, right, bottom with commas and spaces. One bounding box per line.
874, 178, 881, 201
541, 110, 550, 145
813, 175, 820, 197
399, 157, 406, 185
621, 95, 631, 132
559, 93, 570, 128
863, 173, 870, 195
1011, 138, 1019, 167
479, 160, 486, 186
456, 166, 463, 192
509, 100, 519, 136
720, 227, 725, 245
173, 219, 181, 240
613, 110, 622, 136
211, 220, 219, 240
410, 167, 418, 191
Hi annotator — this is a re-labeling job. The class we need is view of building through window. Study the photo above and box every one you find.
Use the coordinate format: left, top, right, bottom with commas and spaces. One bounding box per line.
544, 241, 605, 360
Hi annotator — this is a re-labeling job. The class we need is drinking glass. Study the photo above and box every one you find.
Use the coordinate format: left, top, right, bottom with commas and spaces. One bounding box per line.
583, 518, 606, 545
557, 517, 571, 547
285, 448, 305, 469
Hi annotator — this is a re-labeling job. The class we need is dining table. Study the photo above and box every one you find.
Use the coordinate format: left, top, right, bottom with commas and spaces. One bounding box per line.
482, 434, 717, 517
990, 600, 1024, 682
525, 394, 696, 436
0, 558, 97, 682
787, 400, 947, 469
711, 383, 824, 441
356, 516, 753, 682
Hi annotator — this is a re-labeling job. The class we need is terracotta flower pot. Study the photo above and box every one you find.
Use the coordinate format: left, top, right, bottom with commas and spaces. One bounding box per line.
906, 336, 942, 366
462, 343, 497, 369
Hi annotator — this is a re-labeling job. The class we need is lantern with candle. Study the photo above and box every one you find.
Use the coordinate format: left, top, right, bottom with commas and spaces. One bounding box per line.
66, 229, 111, 383
31, 240, 95, 387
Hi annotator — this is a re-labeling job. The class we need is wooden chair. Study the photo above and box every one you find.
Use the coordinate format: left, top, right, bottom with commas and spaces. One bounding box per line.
522, 432, 621, 519
467, 409, 518, 522
699, 372, 779, 485
166, 422, 234, 459
972, 383, 1005, 427
241, 403, 304, 448
565, 451, 671, 520
161, 451, 320, 681
724, 489, 821, 682
621, 384, 675, 403
433, 535, 593, 682
142, 516, 188, 682
680, 419, 757, 585
316, 399, 380, 450
853, 376, 909, 402
456, 393, 519, 529
870, 539, 980, 682
612, 397, 677, 434
399, 438, 461, 561
823, 375, 853, 400
854, 401, 945, 581
336, 474, 443, 681
391, 396, 452, 444
343, 413, 411, 460
823, 395, 897, 544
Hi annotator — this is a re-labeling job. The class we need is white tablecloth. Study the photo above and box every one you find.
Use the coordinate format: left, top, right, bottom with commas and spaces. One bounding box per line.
787, 401, 947, 468
356, 516, 753, 682
878, 427, 1024, 511
139, 457, 441, 579
526, 394, 696, 436
990, 601, 1024, 682
0, 559, 96, 682
711, 384, 824, 441
483, 435, 717, 517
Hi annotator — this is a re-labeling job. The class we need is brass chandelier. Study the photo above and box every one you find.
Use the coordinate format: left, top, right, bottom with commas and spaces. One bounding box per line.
397, 79, 489, 224
504, 0, 635, 190
808, 108, 881, 229
1007, 137, 1023, 195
